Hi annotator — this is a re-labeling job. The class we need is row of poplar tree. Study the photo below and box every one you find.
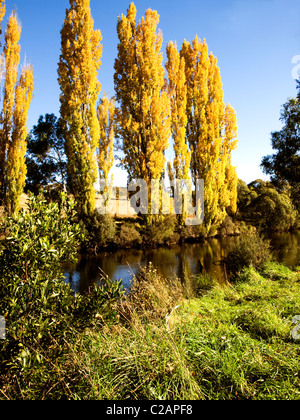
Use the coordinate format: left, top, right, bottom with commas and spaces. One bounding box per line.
0, 0, 238, 233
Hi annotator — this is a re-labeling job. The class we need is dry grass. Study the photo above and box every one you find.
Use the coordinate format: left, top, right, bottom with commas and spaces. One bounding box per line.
119, 263, 184, 325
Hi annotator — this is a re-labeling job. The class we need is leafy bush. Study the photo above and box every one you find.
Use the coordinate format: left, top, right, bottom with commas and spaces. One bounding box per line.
117, 223, 142, 248
0, 194, 81, 280
0, 194, 124, 399
145, 215, 178, 245
237, 179, 298, 231
179, 223, 211, 241
218, 215, 238, 236
223, 231, 272, 279
80, 211, 116, 253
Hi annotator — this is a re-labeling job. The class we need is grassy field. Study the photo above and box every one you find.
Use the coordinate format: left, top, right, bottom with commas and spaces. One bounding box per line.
78, 262, 300, 400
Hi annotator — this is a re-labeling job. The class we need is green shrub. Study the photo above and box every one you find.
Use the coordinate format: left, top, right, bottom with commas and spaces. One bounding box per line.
117, 223, 142, 248
223, 232, 272, 279
145, 215, 178, 245
0, 194, 124, 399
237, 221, 257, 236
80, 211, 116, 253
237, 180, 298, 231
0, 193, 82, 281
218, 215, 238, 236
180, 223, 211, 241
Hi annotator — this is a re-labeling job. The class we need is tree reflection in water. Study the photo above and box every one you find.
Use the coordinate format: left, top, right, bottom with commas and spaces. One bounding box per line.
64, 231, 300, 293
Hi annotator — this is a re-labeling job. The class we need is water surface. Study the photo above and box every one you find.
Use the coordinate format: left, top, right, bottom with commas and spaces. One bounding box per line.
64, 231, 300, 293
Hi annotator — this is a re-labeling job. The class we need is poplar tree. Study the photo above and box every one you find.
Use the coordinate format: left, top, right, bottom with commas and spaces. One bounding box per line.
58, 0, 102, 215
166, 41, 190, 181
6, 64, 34, 213
0, 0, 4, 29
180, 37, 217, 232
0, 9, 34, 213
206, 50, 226, 226
114, 2, 171, 188
222, 104, 238, 214
0, 0, 6, 82
180, 36, 238, 232
97, 94, 115, 202
166, 41, 191, 222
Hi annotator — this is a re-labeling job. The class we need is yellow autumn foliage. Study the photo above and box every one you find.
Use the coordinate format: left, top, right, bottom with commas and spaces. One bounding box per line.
0, 8, 34, 213
114, 2, 171, 186
180, 36, 238, 233
97, 94, 115, 202
166, 41, 191, 181
6, 65, 34, 213
58, 0, 102, 215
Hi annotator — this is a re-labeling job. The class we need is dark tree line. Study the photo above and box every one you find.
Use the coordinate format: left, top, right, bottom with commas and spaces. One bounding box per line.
25, 114, 67, 196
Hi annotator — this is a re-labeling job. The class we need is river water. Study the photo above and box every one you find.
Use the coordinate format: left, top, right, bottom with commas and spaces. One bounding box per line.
64, 230, 300, 293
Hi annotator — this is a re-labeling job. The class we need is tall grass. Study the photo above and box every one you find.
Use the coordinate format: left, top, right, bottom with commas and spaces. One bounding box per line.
77, 265, 204, 400
223, 231, 272, 279
76, 262, 300, 400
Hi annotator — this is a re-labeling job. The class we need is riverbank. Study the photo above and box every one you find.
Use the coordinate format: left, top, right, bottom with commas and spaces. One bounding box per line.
2, 259, 300, 399
65, 229, 300, 294
79, 209, 300, 257
1, 194, 300, 400
76, 262, 300, 400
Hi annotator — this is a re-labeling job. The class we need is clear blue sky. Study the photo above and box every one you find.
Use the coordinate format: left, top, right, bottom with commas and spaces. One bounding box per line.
3, 0, 300, 185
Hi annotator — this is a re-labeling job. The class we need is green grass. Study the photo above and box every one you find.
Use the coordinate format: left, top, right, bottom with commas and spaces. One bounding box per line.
1, 261, 300, 399
175, 264, 300, 399
78, 262, 300, 400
